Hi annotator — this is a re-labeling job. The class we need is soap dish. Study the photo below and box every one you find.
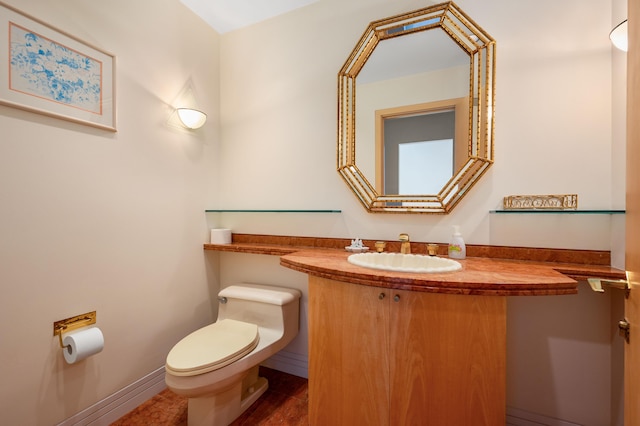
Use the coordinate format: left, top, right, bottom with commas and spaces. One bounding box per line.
345, 246, 369, 253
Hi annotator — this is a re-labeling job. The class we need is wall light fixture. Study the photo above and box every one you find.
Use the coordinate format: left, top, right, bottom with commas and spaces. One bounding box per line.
176, 108, 207, 129
610, 19, 628, 52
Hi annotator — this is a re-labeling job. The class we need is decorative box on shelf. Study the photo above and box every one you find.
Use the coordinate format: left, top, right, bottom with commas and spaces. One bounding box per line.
503, 194, 578, 210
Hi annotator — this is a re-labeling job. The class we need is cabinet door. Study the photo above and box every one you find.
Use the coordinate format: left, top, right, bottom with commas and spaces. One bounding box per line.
309, 276, 390, 425
389, 290, 506, 425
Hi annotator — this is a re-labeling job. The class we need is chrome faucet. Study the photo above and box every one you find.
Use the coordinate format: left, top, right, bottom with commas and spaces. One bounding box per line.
399, 233, 411, 254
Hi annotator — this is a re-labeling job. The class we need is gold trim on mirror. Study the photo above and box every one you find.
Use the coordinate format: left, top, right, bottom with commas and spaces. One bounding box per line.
337, 1, 496, 213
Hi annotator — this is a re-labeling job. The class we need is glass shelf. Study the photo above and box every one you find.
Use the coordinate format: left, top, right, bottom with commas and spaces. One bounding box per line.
205, 209, 342, 213
490, 209, 625, 214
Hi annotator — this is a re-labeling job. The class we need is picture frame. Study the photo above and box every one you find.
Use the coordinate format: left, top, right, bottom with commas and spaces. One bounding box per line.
0, 1, 116, 131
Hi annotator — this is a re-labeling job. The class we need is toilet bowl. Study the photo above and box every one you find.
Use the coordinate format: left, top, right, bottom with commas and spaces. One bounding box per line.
165, 283, 301, 426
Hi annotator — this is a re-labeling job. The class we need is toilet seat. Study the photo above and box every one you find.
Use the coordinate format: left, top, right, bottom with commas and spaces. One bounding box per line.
165, 319, 259, 377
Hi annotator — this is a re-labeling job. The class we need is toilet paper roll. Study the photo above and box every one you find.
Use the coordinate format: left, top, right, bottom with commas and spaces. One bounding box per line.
62, 327, 104, 364
210, 228, 232, 244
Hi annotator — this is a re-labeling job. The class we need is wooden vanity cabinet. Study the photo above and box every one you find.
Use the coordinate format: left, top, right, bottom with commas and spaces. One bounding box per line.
308, 276, 506, 426
309, 276, 390, 425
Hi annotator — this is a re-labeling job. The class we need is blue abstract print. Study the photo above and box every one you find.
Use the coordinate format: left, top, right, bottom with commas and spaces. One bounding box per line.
9, 22, 102, 114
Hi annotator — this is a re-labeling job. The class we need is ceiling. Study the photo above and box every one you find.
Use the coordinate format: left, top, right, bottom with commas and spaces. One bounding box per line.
179, 0, 319, 34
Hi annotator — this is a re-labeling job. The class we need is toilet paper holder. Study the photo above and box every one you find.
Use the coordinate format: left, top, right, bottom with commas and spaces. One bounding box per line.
53, 311, 96, 348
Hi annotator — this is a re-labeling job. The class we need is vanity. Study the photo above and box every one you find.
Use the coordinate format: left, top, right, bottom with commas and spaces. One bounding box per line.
280, 249, 608, 425
205, 234, 624, 425
305, 277, 505, 425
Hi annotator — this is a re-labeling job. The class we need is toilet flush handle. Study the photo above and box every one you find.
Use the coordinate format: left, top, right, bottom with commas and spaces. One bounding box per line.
218, 297, 228, 304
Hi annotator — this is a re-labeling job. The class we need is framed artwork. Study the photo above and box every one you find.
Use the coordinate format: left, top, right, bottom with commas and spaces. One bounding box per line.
0, 2, 116, 131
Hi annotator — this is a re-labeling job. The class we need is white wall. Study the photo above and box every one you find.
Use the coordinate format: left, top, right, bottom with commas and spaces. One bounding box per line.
0, 0, 220, 424
215, 0, 624, 425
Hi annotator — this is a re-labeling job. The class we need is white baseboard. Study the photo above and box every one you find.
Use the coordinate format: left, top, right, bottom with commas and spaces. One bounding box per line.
56, 366, 166, 426
57, 352, 306, 425
57, 361, 581, 426
507, 407, 582, 426
261, 350, 308, 379
59, 361, 580, 426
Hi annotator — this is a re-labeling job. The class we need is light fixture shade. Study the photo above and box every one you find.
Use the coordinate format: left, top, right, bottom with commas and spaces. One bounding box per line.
177, 108, 207, 129
610, 19, 628, 52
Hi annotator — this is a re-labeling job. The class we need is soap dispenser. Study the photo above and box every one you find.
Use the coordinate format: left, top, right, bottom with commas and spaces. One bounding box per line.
448, 225, 466, 259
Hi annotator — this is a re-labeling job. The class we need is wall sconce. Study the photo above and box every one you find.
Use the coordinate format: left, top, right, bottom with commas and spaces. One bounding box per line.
610, 19, 628, 52
176, 108, 207, 129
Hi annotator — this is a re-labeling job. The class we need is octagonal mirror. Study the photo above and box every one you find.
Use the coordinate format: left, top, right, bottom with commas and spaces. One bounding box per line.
337, 2, 495, 213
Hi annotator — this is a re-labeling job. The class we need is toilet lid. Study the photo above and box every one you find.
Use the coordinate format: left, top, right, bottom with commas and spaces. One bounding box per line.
165, 319, 259, 376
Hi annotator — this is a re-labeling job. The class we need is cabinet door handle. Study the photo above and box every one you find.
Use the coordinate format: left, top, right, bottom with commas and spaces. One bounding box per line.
619, 319, 630, 343
393, 294, 400, 302
379, 293, 386, 300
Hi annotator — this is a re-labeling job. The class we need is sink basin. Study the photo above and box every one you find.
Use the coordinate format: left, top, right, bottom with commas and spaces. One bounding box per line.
347, 252, 462, 273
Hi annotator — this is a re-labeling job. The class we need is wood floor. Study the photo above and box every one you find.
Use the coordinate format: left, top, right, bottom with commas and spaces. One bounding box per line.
110, 367, 308, 425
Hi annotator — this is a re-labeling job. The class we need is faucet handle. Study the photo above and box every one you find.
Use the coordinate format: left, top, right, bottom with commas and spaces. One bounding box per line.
399, 233, 410, 242
375, 241, 386, 252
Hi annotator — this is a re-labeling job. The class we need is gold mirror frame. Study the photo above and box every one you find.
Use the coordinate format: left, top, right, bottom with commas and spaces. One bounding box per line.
337, 1, 496, 213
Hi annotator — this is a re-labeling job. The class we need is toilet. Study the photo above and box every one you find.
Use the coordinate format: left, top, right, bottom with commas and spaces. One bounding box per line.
165, 283, 302, 426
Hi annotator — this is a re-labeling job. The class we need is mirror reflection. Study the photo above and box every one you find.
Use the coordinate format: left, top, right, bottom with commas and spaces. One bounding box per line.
338, 2, 496, 213
384, 110, 455, 195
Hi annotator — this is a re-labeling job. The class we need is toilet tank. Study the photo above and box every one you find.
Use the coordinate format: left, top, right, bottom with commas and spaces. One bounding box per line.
217, 284, 301, 334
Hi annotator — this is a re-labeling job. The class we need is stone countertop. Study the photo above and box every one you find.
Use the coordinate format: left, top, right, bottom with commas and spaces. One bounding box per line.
279, 249, 625, 296
204, 234, 626, 296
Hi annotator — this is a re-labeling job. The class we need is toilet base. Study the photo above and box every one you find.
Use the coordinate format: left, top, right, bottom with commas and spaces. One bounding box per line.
187, 366, 269, 426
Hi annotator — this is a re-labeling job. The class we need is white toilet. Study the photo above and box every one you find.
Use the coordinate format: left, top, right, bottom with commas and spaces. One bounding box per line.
165, 283, 302, 426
